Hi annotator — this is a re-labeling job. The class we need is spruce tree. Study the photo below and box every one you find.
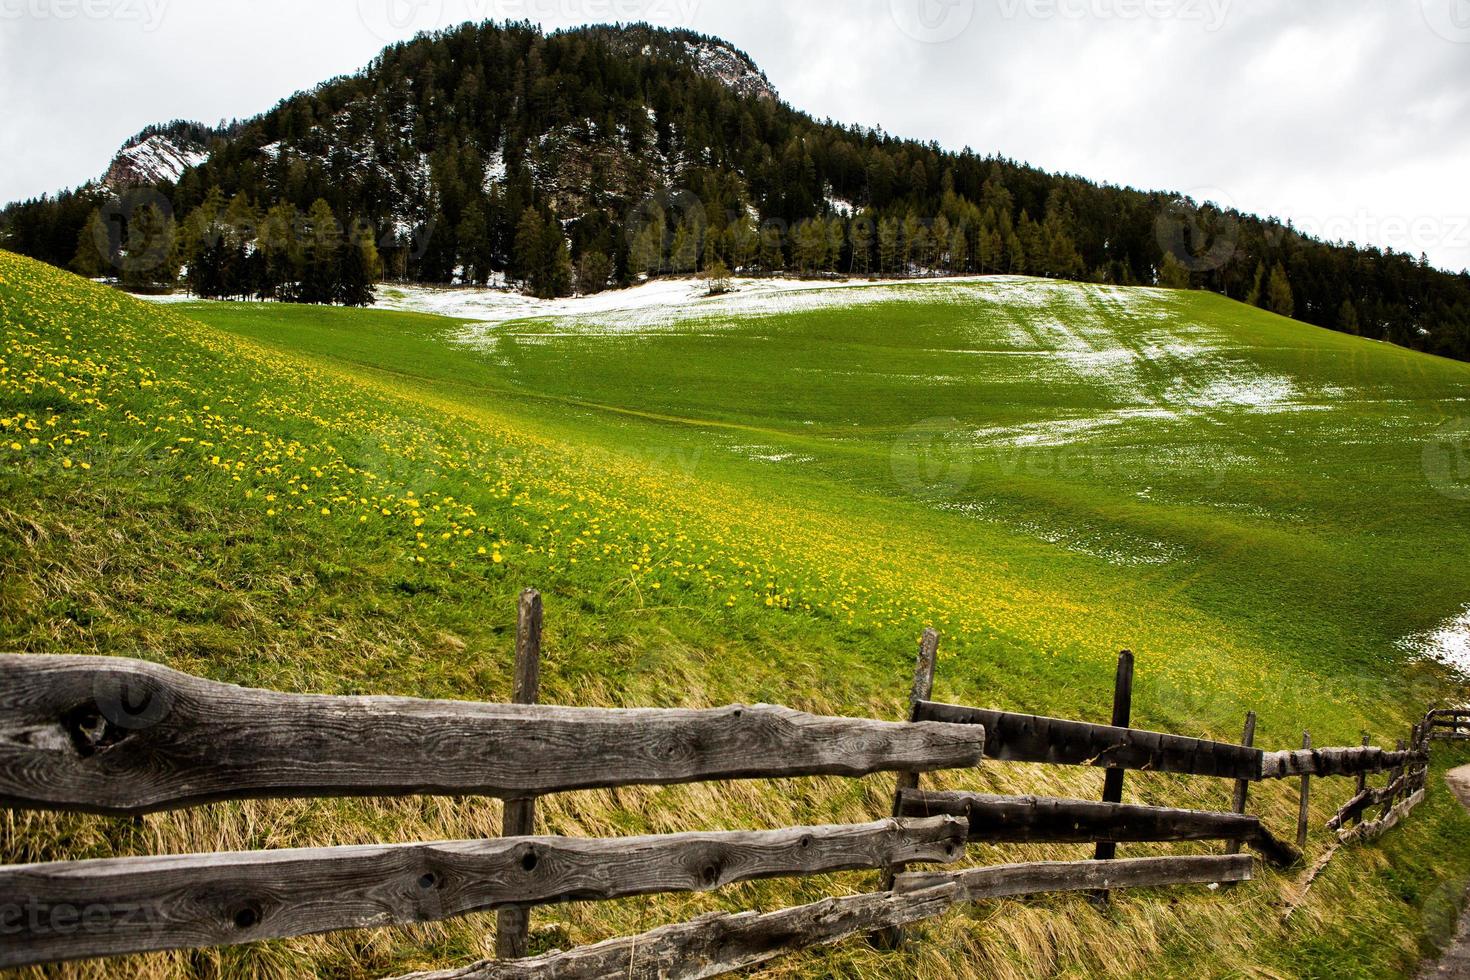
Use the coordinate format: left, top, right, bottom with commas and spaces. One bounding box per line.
259, 202, 303, 301
729, 214, 758, 273
877, 216, 900, 274
849, 213, 874, 276
513, 208, 546, 287
1159, 253, 1192, 289
575, 251, 612, 294
457, 200, 491, 284
758, 222, 784, 273
338, 220, 382, 306
949, 223, 969, 275
670, 216, 700, 274
1244, 261, 1266, 307
1338, 298, 1360, 335
70, 209, 110, 279
1268, 262, 1295, 318
541, 222, 573, 298
302, 199, 341, 304
901, 214, 925, 275
120, 202, 177, 291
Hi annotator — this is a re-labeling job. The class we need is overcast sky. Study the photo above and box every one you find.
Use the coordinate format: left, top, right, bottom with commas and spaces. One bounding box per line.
2, 0, 1467, 271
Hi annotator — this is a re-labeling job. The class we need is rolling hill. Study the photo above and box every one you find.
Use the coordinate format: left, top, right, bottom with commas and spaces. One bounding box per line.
4, 248, 1470, 977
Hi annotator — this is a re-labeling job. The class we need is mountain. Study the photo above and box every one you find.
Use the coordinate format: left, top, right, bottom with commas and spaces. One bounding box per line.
101, 122, 221, 188
3, 20, 1469, 357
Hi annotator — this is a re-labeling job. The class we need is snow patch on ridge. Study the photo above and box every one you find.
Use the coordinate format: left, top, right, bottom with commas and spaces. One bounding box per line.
105, 134, 208, 186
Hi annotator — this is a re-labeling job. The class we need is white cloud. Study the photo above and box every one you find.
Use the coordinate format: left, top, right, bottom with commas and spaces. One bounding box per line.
2, 0, 1466, 271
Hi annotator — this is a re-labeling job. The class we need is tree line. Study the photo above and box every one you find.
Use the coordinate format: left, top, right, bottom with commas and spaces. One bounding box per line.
3, 20, 1468, 355
68, 189, 381, 305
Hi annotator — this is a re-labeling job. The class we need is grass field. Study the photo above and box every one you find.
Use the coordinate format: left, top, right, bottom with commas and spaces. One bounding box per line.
5, 250, 1470, 978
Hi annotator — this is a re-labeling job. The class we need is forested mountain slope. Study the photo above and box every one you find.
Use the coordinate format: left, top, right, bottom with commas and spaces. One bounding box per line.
4, 21, 1469, 356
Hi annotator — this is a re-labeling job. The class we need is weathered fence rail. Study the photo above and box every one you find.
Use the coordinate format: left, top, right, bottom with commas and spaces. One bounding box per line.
391, 856, 1254, 980
0, 656, 986, 816
0, 588, 1450, 977
0, 818, 968, 968
896, 790, 1300, 868
913, 701, 1264, 778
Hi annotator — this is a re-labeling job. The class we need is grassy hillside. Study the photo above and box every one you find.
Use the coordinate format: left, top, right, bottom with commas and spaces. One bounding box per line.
3, 250, 1470, 978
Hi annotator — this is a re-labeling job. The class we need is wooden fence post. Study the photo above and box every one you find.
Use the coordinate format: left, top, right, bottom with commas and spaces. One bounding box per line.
1223, 711, 1257, 858
1352, 733, 1369, 826
1380, 738, 1407, 822
1094, 650, 1135, 863
1090, 650, 1134, 904
873, 628, 940, 950
1296, 732, 1311, 851
496, 588, 543, 961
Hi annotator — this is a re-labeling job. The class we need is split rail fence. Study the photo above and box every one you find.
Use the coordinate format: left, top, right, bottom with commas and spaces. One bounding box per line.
0, 589, 1445, 977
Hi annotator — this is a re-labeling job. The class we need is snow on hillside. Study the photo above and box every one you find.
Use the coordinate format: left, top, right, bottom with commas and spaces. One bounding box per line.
1399, 606, 1470, 676
104, 134, 208, 187
376, 275, 981, 328
681, 40, 778, 101
417, 275, 1352, 437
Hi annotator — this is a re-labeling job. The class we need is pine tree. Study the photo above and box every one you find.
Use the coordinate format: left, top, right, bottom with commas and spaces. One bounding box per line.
301, 199, 341, 304
1244, 261, 1266, 307
1338, 298, 1360, 335
932, 216, 952, 273
758, 221, 784, 273
701, 229, 720, 273
1016, 212, 1043, 276
729, 214, 759, 273
70, 209, 110, 279
901, 214, 926, 276
948, 223, 969, 275
823, 217, 844, 273
1005, 231, 1026, 273
337, 220, 382, 306
223, 194, 263, 298
457, 200, 491, 284
877, 216, 900, 274
178, 187, 226, 296
849, 213, 874, 275
120, 202, 177, 290
702, 258, 732, 295
575, 250, 612, 294
629, 220, 663, 278
259, 202, 303, 301
1268, 262, 1295, 318
541, 222, 573, 299
792, 219, 825, 274
670, 216, 700, 274
513, 208, 546, 287
1158, 253, 1192, 289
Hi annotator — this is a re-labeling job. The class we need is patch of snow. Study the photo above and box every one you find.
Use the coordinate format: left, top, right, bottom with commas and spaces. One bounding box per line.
681, 40, 778, 101
1399, 606, 1470, 676
729, 445, 813, 464
106, 134, 208, 186
484, 147, 507, 188
824, 188, 856, 217
382, 275, 993, 334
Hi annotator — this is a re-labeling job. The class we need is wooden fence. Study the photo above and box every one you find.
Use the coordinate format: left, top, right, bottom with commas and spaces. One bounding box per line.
0, 589, 1441, 976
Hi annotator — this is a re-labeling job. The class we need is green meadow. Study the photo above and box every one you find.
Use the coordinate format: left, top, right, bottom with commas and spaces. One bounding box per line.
4, 251, 1470, 978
